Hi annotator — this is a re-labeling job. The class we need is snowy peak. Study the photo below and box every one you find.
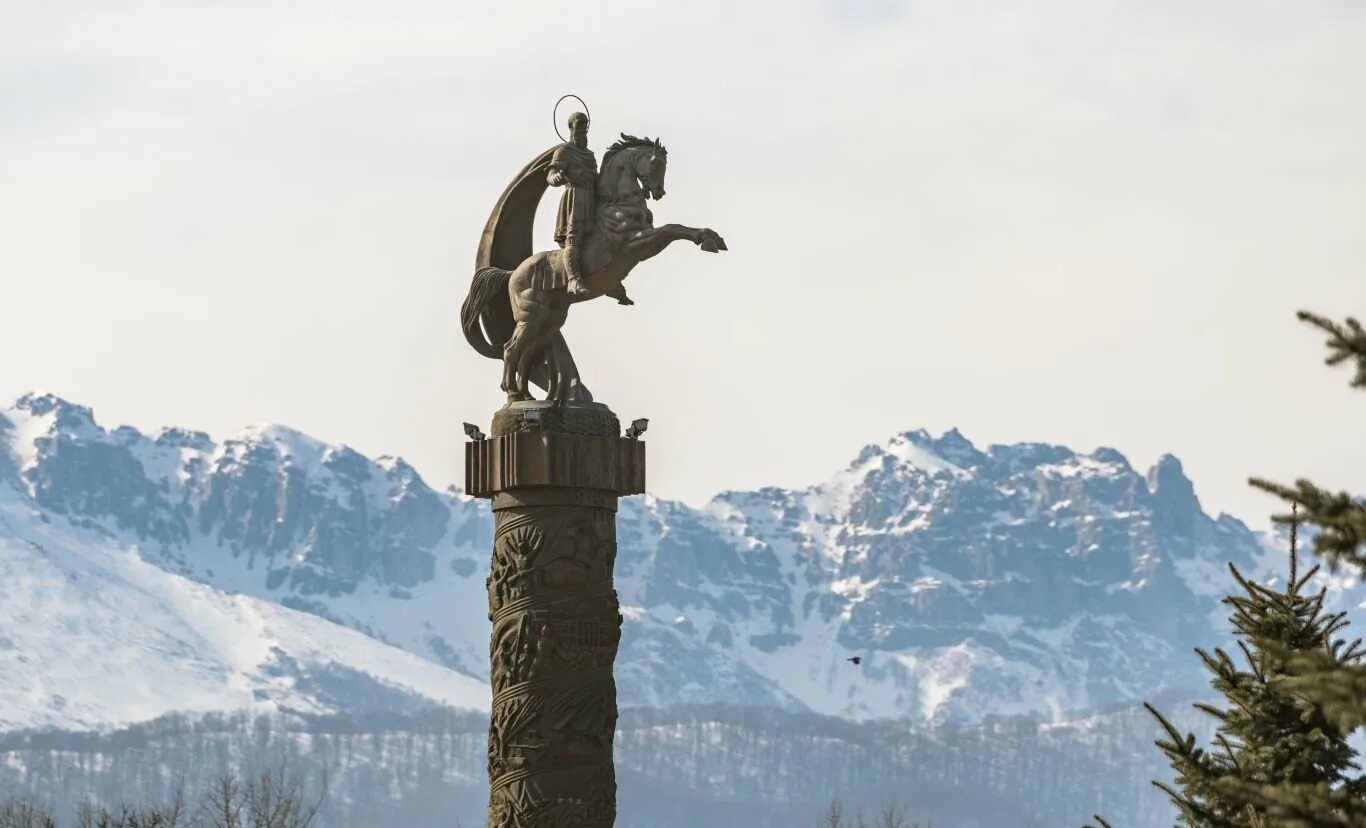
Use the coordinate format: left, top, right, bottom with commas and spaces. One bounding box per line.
13, 391, 96, 428
884, 429, 975, 476
798, 428, 977, 525
151, 426, 214, 451
919, 426, 987, 469
5, 393, 100, 476
1145, 453, 1203, 543
852, 428, 976, 478
986, 440, 1074, 470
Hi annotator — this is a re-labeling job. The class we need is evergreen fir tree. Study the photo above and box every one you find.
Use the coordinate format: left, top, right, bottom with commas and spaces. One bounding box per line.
1088, 505, 1363, 828
1232, 309, 1366, 826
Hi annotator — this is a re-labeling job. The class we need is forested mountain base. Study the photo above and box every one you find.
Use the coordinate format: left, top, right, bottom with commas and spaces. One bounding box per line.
0, 705, 1208, 827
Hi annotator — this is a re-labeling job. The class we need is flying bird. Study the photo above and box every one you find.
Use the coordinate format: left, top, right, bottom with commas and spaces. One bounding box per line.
847, 656, 861, 666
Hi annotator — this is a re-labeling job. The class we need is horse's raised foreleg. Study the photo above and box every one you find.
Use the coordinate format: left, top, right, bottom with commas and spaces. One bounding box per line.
623, 223, 727, 262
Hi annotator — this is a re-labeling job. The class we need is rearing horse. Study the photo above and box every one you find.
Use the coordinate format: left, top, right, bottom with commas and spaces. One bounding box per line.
461, 135, 727, 403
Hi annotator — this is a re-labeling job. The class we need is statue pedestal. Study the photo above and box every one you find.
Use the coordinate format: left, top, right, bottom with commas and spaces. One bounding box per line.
466, 401, 645, 827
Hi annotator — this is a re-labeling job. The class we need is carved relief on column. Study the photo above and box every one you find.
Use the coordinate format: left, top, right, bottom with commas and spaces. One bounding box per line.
484, 487, 623, 827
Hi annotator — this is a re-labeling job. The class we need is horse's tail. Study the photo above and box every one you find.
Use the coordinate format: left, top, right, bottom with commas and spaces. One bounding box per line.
461, 266, 513, 359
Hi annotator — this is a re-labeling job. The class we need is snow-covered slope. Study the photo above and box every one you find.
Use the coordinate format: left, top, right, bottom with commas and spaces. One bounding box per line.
1, 392, 1360, 729
0, 475, 487, 732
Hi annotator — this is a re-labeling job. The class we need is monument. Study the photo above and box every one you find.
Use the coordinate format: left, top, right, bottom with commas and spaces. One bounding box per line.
459, 102, 727, 826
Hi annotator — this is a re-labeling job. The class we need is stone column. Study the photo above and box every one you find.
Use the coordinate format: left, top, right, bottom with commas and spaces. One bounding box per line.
465, 401, 645, 827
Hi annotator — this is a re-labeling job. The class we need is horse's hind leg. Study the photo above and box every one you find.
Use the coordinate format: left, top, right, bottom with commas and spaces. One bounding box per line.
515, 329, 553, 401
543, 339, 565, 402
547, 333, 588, 402
502, 322, 533, 402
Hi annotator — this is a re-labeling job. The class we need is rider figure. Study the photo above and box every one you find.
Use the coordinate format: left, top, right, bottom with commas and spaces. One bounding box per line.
549, 112, 597, 298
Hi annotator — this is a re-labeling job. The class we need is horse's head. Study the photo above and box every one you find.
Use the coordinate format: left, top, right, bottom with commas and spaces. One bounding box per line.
634, 142, 667, 200
601, 134, 668, 201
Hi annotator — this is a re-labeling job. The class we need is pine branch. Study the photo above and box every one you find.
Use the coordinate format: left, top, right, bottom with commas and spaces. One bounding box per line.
1278, 648, 1366, 732
1227, 563, 1261, 602
1297, 310, 1366, 388
1290, 507, 1300, 582
1291, 566, 1320, 597
1247, 310, 1366, 571
1248, 478, 1366, 572
1215, 734, 1244, 776
1237, 641, 1267, 682
1214, 775, 1366, 828
1151, 780, 1244, 828
1145, 702, 1191, 745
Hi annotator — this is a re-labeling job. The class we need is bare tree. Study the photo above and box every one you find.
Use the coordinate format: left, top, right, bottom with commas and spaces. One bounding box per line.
194, 766, 324, 828
819, 800, 928, 828
875, 801, 911, 828
2, 765, 322, 828
75, 787, 188, 828
199, 772, 242, 828
0, 798, 57, 828
239, 769, 324, 828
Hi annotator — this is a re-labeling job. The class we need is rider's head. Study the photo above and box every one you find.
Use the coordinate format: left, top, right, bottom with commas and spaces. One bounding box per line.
567, 112, 589, 146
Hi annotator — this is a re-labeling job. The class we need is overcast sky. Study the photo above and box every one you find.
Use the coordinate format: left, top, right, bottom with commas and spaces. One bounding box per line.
2, 1, 1363, 527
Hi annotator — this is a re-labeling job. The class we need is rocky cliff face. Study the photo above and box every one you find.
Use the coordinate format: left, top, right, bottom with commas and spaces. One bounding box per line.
2, 392, 1358, 727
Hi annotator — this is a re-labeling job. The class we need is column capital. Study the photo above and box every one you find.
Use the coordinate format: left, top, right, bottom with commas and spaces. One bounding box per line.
465, 432, 645, 498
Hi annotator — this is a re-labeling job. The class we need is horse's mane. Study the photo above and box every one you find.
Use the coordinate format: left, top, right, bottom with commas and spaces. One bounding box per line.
600, 134, 667, 174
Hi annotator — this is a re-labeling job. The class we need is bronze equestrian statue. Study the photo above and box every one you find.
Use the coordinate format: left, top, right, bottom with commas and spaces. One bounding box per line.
461, 111, 727, 404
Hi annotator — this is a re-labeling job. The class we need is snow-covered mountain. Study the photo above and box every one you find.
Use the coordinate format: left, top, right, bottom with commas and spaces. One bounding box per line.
1, 391, 1359, 731
0, 491, 487, 732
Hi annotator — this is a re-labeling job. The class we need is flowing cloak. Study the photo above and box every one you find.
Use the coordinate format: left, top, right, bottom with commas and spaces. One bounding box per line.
476, 146, 558, 272
549, 142, 597, 244
464, 147, 557, 365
